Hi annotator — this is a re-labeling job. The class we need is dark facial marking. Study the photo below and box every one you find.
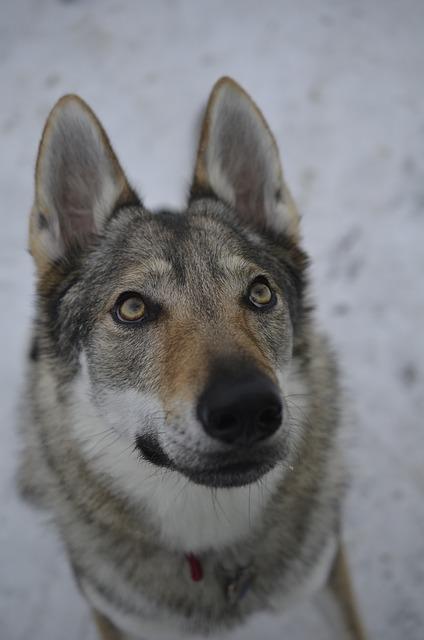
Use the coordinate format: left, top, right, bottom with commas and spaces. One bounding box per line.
29, 338, 39, 361
135, 434, 173, 469
38, 212, 49, 230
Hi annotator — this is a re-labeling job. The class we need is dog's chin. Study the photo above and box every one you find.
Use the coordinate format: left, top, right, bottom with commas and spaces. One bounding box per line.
135, 434, 280, 488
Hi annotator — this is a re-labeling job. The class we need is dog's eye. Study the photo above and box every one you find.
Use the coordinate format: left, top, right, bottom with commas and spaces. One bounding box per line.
114, 292, 146, 323
247, 279, 276, 309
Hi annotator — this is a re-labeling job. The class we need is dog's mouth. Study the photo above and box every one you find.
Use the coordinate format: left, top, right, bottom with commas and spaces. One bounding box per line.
135, 434, 282, 488
177, 458, 278, 488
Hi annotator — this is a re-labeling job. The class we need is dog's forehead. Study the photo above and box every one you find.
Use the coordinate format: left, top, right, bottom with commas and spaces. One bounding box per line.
106, 208, 260, 284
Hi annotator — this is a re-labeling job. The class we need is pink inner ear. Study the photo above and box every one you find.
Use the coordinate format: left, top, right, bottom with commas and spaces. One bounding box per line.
204, 90, 279, 231
218, 124, 269, 229
55, 163, 100, 246
234, 168, 267, 229
60, 206, 96, 243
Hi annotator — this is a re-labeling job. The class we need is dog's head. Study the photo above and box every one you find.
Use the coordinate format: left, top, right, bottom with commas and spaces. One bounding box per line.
30, 78, 308, 495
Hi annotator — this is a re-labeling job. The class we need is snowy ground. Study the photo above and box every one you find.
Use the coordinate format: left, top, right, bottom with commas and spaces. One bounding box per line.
1, 1, 423, 639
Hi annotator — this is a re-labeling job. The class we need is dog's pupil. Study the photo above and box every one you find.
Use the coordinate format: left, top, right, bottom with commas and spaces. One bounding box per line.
123, 297, 143, 317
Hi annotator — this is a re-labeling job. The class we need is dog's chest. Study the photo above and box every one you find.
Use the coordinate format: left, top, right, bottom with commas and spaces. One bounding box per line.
81, 549, 260, 637
79, 532, 297, 640
79, 534, 336, 640
82, 553, 257, 619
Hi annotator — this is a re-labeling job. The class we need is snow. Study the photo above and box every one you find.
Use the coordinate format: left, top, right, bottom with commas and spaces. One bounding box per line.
1, 1, 423, 639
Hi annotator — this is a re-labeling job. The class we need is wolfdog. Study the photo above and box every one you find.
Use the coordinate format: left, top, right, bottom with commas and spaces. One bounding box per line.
18, 77, 366, 639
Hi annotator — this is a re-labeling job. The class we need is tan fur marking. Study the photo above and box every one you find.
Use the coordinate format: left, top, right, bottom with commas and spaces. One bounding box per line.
158, 306, 278, 412
36, 258, 71, 299
233, 307, 279, 383
159, 317, 210, 406
92, 609, 124, 640
328, 544, 368, 640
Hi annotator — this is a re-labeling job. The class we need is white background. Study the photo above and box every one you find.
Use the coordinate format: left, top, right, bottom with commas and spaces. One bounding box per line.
1, 1, 423, 639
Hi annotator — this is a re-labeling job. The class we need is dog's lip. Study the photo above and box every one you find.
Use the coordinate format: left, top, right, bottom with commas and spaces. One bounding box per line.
135, 434, 281, 488
177, 459, 277, 488
135, 434, 173, 469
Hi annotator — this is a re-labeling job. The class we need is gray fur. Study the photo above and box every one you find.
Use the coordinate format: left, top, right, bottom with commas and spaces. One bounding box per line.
18, 81, 352, 640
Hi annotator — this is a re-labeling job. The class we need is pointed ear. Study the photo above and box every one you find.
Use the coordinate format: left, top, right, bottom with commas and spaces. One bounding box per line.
29, 95, 139, 273
191, 77, 300, 241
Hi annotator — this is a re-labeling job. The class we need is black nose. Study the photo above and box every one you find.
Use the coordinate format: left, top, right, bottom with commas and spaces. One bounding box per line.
197, 368, 283, 446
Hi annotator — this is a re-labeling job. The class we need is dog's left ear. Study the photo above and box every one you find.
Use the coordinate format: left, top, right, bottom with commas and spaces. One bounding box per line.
30, 95, 139, 273
191, 77, 300, 241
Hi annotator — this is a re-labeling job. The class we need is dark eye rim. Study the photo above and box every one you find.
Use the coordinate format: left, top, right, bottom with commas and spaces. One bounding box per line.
112, 291, 149, 325
246, 276, 277, 311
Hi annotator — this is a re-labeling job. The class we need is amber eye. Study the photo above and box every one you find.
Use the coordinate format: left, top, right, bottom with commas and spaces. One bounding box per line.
248, 279, 275, 309
114, 292, 146, 323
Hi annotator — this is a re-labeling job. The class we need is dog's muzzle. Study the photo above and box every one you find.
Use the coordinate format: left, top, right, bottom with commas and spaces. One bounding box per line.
135, 364, 285, 488
196, 366, 282, 446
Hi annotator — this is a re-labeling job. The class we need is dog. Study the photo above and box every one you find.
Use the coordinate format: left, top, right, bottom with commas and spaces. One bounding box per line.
18, 77, 366, 640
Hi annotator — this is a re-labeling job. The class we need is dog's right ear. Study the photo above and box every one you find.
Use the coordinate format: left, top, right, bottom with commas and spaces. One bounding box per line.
30, 95, 139, 273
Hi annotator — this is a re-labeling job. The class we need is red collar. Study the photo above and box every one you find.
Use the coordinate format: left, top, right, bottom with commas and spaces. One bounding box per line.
186, 553, 203, 582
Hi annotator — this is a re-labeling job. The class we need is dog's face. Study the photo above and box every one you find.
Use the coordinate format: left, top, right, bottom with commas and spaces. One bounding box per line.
30, 78, 307, 492
70, 204, 305, 489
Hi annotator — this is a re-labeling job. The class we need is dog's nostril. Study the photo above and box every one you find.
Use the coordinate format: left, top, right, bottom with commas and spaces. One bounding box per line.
213, 411, 239, 432
258, 403, 282, 429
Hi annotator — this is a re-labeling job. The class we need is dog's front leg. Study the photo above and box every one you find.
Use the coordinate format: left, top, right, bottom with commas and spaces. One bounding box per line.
320, 542, 368, 640
92, 609, 127, 640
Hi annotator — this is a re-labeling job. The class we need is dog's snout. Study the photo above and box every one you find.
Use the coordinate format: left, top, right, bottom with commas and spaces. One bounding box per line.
197, 369, 282, 445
